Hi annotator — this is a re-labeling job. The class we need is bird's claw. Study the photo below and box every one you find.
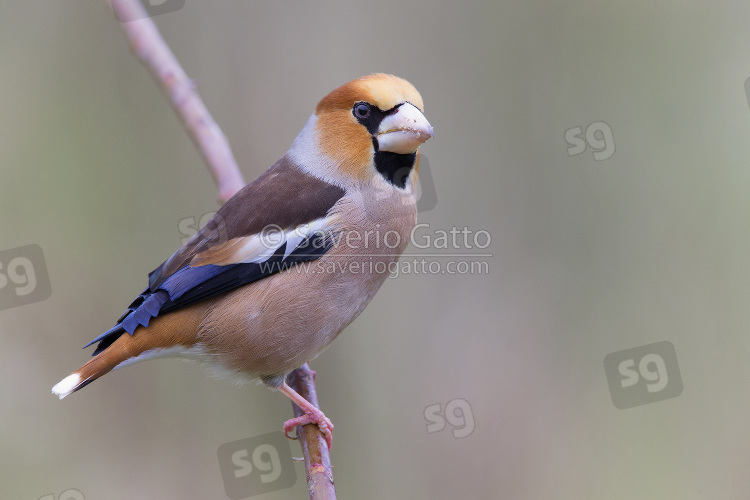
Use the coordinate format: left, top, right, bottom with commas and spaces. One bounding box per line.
283, 410, 334, 450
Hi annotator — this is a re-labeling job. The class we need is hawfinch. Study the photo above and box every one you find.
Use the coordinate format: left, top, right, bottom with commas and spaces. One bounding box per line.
52, 73, 433, 449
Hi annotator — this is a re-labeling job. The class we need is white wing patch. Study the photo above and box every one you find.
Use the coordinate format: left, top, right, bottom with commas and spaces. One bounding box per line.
247, 216, 333, 263
189, 215, 337, 268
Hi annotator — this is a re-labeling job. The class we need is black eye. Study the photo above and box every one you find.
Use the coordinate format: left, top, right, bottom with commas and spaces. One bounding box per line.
353, 102, 371, 119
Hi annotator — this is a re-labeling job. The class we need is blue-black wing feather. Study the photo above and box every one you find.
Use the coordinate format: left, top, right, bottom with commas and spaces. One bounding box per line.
85, 235, 330, 355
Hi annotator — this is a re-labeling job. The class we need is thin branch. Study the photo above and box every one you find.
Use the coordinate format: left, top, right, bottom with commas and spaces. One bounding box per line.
287, 365, 336, 500
109, 0, 245, 204
107, 2, 335, 498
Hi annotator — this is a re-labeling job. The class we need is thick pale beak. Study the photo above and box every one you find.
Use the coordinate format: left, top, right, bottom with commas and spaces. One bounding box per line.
376, 102, 434, 154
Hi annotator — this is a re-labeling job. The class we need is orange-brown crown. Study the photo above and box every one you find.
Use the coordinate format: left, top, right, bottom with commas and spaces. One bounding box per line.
316, 73, 424, 115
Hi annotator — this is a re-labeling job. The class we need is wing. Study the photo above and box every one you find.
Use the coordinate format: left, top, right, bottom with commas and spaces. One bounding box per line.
85, 156, 346, 355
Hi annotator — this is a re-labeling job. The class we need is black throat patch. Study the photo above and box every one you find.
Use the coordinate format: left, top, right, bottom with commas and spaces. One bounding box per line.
373, 147, 416, 189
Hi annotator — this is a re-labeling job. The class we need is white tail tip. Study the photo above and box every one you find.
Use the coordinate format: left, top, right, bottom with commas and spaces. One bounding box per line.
52, 373, 81, 399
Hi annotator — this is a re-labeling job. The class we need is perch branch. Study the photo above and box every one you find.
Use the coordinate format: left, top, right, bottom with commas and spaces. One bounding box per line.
109, 0, 245, 204
107, 2, 335, 498
287, 365, 336, 500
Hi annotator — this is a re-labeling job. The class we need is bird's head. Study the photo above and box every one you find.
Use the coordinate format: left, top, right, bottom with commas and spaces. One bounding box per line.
288, 74, 433, 190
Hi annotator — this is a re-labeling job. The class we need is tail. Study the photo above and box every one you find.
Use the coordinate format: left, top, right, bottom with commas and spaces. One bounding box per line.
52, 350, 128, 399
52, 305, 204, 399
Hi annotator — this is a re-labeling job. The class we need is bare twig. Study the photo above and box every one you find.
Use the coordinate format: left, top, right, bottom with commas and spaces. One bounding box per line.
109, 0, 245, 204
107, 2, 335, 497
287, 365, 336, 500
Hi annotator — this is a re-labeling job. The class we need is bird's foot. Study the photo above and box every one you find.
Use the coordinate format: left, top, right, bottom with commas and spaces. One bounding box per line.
283, 407, 334, 450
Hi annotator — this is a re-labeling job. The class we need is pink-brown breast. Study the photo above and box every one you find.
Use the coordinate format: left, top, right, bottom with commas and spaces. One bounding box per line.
195, 182, 418, 383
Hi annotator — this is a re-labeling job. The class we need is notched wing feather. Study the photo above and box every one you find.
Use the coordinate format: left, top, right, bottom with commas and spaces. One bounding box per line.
86, 156, 346, 355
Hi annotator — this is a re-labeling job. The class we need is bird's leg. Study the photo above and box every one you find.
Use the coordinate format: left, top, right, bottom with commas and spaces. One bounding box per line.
278, 381, 334, 450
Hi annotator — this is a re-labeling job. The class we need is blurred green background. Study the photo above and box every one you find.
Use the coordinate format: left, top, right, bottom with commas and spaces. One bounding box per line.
3, 1, 750, 499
